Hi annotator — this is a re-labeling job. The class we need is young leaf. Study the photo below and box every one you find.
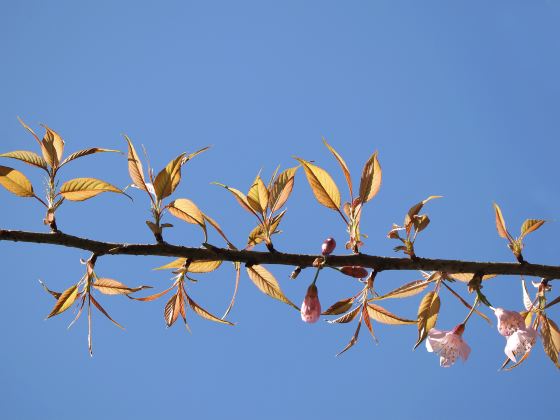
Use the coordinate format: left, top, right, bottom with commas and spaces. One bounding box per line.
59, 178, 124, 201
246, 265, 298, 309
185, 294, 234, 325
153, 153, 186, 200
520, 219, 545, 239
336, 320, 362, 356
202, 212, 236, 249
414, 291, 440, 349
323, 138, 353, 198
93, 278, 151, 295
0, 151, 48, 171
38, 279, 61, 299
322, 297, 355, 315
447, 273, 497, 282
124, 135, 148, 192
129, 285, 174, 302
90, 295, 124, 329
522, 279, 533, 311
547, 318, 560, 359
47, 284, 79, 318
295, 158, 341, 210
247, 175, 269, 213
0, 166, 34, 197
213, 183, 259, 216
367, 304, 416, 325
375, 280, 430, 300
17, 117, 41, 145
328, 306, 361, 324
405, 196, 442, 227
359, 151, 382, 203
41, 125, 65, 166
59, 148, 120, 167
493, 203, 512, 241
441, 282, 492, 325
167, 198, 207, 240
154, 258, 222, 273
540, 315, 560, 368
164, 291, 182, 327
268, 167, 297, 213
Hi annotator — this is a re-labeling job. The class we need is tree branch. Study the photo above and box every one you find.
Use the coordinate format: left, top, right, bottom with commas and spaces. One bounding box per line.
1, 228, 559, 278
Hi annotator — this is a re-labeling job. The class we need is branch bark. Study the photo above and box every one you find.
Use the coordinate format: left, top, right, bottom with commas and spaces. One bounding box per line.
1, 228, 559, 278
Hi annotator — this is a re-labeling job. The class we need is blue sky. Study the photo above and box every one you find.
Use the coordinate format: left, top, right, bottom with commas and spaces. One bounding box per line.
1, 1, 559, 419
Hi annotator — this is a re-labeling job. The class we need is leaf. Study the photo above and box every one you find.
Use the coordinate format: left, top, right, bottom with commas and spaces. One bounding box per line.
38, 279, 61, 299
17, 117, 41, 145
520, 219, 545, 239
93, 278, 151, 295
328, 306, 361, 324
202, 212, 235, 249
167, 198, 207, 240
60, 148, 120, 167
548, 318, 560, 359
90, 295, 124, 329
153, 153, 186, 200
522, 279, 533, 311
184, 146, 210, 163
213, 183, 259, 216
359, 151, 382, 203
0, 166, 34, 197
405, 196, 442, 228
268, 167, 297, 213
362, 305, 376, 340
247, 224, 266, 248
124, 135, 148, 192
322, 297, 355, 315
447, 273, 497, 282
59, 177, 123, 201
541, 315, 560, 368
375, 280, 430, 300
295, 158, 340, 210
247, 175, 269, 213
185, 294, 233, 325
367, 304, 416, 325
545, 295, 560, 309
129, 285, 174, 302
47, 284, 78, 318
336, 320, 362, 356
164, 291, 182, 327
0, 150, 48, 170
441, 282, 492, 325
246, 265, 298, 309
493, 203, 512, 241
41, 124, 65, 167
154, 259, 223, 273
222, 261, 241, 320
323, 138, 353, 198
414, 291, 440, 349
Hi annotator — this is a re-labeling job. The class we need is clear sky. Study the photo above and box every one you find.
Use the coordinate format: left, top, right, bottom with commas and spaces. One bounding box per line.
1, 1, 559, 419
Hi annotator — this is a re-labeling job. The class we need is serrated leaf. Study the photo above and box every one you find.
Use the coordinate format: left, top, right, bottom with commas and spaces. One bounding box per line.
124, 135, 148, 192
548, 318, 560, 357
367, 304, 416, 325
246, 265, 297, 309
247, 224, 266, 248
167, 198, 207, 240
213, 183, 259, 216
247, 175, 269, 213
129, 285, 174, 302
60, 148, 120, 167
336, 320, 362, 356
414, 291, 440, 349
376, 280, 430, 300
405, 196, 442, 228
41, 124, 64, 167
359, 151, 382, 203
493, 203, 512, 241
47, 284, 78, 318
322, 297, 355, 315
153, 153, 185, 200
295, 158, 340, 210
154, 258, 223, 273
90, 295, 124, 329
447, 273, 497, 282
269, 167, 297, 213
93, 278, 151, 295
522, 279, 533, 311
0, 150, 48, 170
323, 138, 353, 198
0, 166, 34, 197
59, 177, 123, 201
185, 294, 233, 325
520, 219, 545, 239
541, 315, 560, 368
328, 306, 361, 323
164, 291, 182, 327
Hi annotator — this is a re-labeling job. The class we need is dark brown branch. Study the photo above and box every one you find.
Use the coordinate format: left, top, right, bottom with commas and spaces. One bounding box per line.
1, 228, 559, 278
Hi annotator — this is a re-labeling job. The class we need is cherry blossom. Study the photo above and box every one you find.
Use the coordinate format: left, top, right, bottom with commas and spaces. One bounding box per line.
426, 324, 471, 367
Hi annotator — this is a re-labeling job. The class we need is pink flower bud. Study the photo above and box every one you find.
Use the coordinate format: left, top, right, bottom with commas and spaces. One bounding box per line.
301, 284, 321, 323
321, 237, 336, 255
340, 266, 369, 278
426, 324, 471, 367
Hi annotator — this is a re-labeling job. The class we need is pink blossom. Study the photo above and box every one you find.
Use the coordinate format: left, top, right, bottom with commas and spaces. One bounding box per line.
426, 324, 471, 367
321, 238, 336, 256
493, 308, 526, 337
301, 284, 321, 323
504, 327, 537, 363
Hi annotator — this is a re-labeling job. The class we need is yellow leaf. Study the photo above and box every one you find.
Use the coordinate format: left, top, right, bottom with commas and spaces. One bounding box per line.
322, 297, 354, 315
323, 138, 353, 198
59, 177, 123, 201
60, 148, 120, 167
185, 294, 233, 325
548, 318, 560, 357
0, 166, 34, 197
376, 280, 430, 300
154, 258, 222, 273
405, 196, 442, 228
202, 212, 235, 249
295, 158, 340, 210
367, 304, 416, 325
47, 284, 78, 318
247, 224, 266, 248
493, 203, 511, 240
247, 175, 269, 213
268, 167, 297, 213
447, 273, 497, 282
124, 135, 148, 192
414, 291, 440, 349
246, 265, 297, 309
153, 153, 185, 200
213, 183, 258, 216
359, 151, 382, 203
167, 198, 207, 240
41, 124, 65, 166
0, 150, 48, 170
541, 315, 560, 368
520, 219, 545, 239
93, 278, 151, 295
